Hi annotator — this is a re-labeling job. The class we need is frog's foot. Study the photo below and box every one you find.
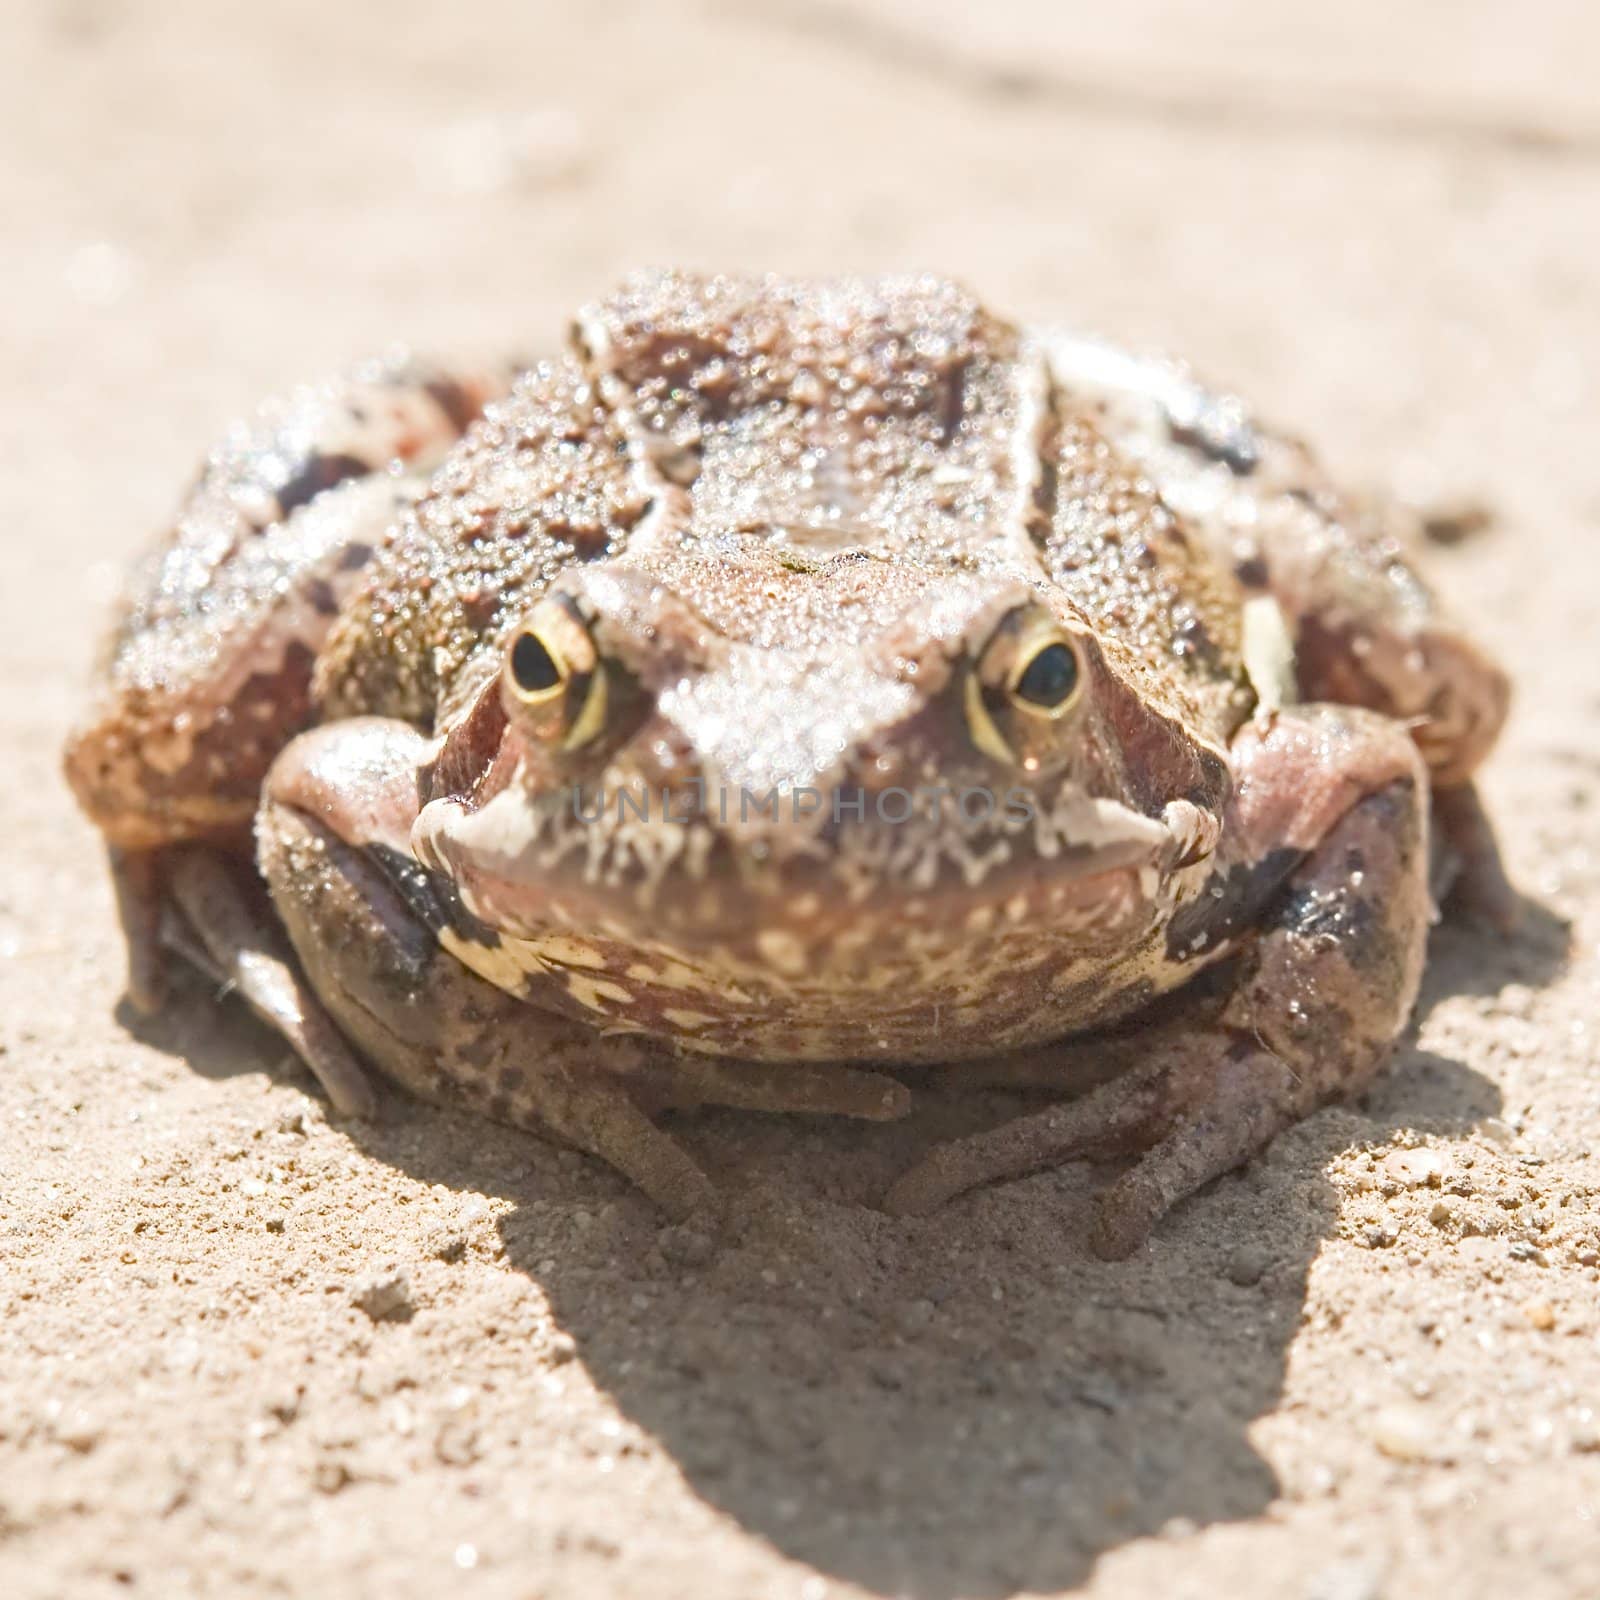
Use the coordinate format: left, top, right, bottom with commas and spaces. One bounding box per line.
884, 1034, 1302, 1258
888, 707, 1433, 1258
161, 847, 379, 1118
1431, 780, 1520, 931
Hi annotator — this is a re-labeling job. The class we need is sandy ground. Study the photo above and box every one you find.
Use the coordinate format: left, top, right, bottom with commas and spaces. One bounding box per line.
5, 2, 1600, 1596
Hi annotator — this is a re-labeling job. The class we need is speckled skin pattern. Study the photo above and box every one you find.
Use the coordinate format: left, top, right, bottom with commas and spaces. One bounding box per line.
63, 272, 1512, 1252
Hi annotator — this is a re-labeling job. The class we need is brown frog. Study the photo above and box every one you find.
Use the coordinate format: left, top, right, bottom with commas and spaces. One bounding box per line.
63, 271, 1512, 1257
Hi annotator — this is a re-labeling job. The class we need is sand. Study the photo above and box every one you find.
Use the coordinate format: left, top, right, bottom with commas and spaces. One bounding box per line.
4, 3, 1599, 1596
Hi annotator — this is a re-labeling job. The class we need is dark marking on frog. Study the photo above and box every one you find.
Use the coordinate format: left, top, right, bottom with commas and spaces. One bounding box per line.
1165, 846, 1302, 962
1030, 451, 1061, 545
1234, 553, 1270, 589
277, 452, 372, 519
936, 357, 969, 444
423, 378, 483, 435
1050, 974, 1158, 1030
1278, 881, 1378, 950
367, 841, 504, 952
1168, 407, 1260, 476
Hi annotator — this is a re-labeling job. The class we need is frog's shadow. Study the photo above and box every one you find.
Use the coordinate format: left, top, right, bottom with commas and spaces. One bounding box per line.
123, 895, 1563, 1599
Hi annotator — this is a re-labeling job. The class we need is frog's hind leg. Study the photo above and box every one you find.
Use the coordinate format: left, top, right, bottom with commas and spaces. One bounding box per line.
883, 1045, 1187, 1214
107, 846, 168, 1013
65, 359, 513, 1014
1430, 781, 1518, 930
885, 1036, 1305, 1259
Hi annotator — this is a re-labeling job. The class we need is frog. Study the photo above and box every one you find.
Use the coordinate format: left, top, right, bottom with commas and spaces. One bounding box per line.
63, 270, 1513, 1257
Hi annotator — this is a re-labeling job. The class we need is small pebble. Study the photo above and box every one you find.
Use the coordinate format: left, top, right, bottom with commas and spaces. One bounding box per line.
1428, 1200, 1454, 1227
1371, 1402, 1445, 1462
1384, 1147, 1446, 1188
352, 1272, 413, 1323
1224, 1246, 1269, 1286
55, 1410, 102, 1453
435, 1418, 480, 1466
657, 1223, 716, 1269
546, 1332, 577, 1366
1519, 1299, 1556, 1332
266, 1387, 302, 1425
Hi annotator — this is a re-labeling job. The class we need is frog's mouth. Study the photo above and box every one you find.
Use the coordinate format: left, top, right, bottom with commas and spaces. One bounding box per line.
411, 777, 1212, 965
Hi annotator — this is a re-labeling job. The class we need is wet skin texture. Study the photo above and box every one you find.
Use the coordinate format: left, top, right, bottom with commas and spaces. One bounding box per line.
63, 271, 1513, 1254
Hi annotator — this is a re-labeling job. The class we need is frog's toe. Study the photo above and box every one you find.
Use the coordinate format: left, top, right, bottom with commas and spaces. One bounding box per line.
882, 1053, 1177, 1218
1087, 1046, 1299, 1259
543, 1082, 719, 1221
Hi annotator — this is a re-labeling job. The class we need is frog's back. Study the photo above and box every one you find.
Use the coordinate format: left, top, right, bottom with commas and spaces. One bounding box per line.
321, 272, 1250, 747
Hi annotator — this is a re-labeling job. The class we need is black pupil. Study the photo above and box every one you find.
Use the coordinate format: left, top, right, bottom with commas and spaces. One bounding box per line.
511, 632, 562, 694
1014, 642, 1078, 708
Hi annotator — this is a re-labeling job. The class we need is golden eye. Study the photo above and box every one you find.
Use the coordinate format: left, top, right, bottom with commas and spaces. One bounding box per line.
964, 608, 1086, 763
504, 598, 609, 750
509, 630, 565, 701
1010, 639, 1081, 716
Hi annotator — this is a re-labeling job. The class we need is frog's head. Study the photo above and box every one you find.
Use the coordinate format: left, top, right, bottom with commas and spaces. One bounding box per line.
409, 546, 1230, 1056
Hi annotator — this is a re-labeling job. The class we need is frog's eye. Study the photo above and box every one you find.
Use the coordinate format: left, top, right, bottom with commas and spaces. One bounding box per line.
509, 631, 564, 700
1010, 639, 1081, 715
965, 609, 1086, 763
504, 597, 609, 751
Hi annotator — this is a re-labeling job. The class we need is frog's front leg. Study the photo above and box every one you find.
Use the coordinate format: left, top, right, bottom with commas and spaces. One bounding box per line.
257, 721, 908, 1215
886, 705, 1432, 1258
254, 719, 713, 1216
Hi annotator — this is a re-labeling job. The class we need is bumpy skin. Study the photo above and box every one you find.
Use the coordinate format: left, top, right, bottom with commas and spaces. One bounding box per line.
63, 272, 1512, 1255
62, 358, 509, 1023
